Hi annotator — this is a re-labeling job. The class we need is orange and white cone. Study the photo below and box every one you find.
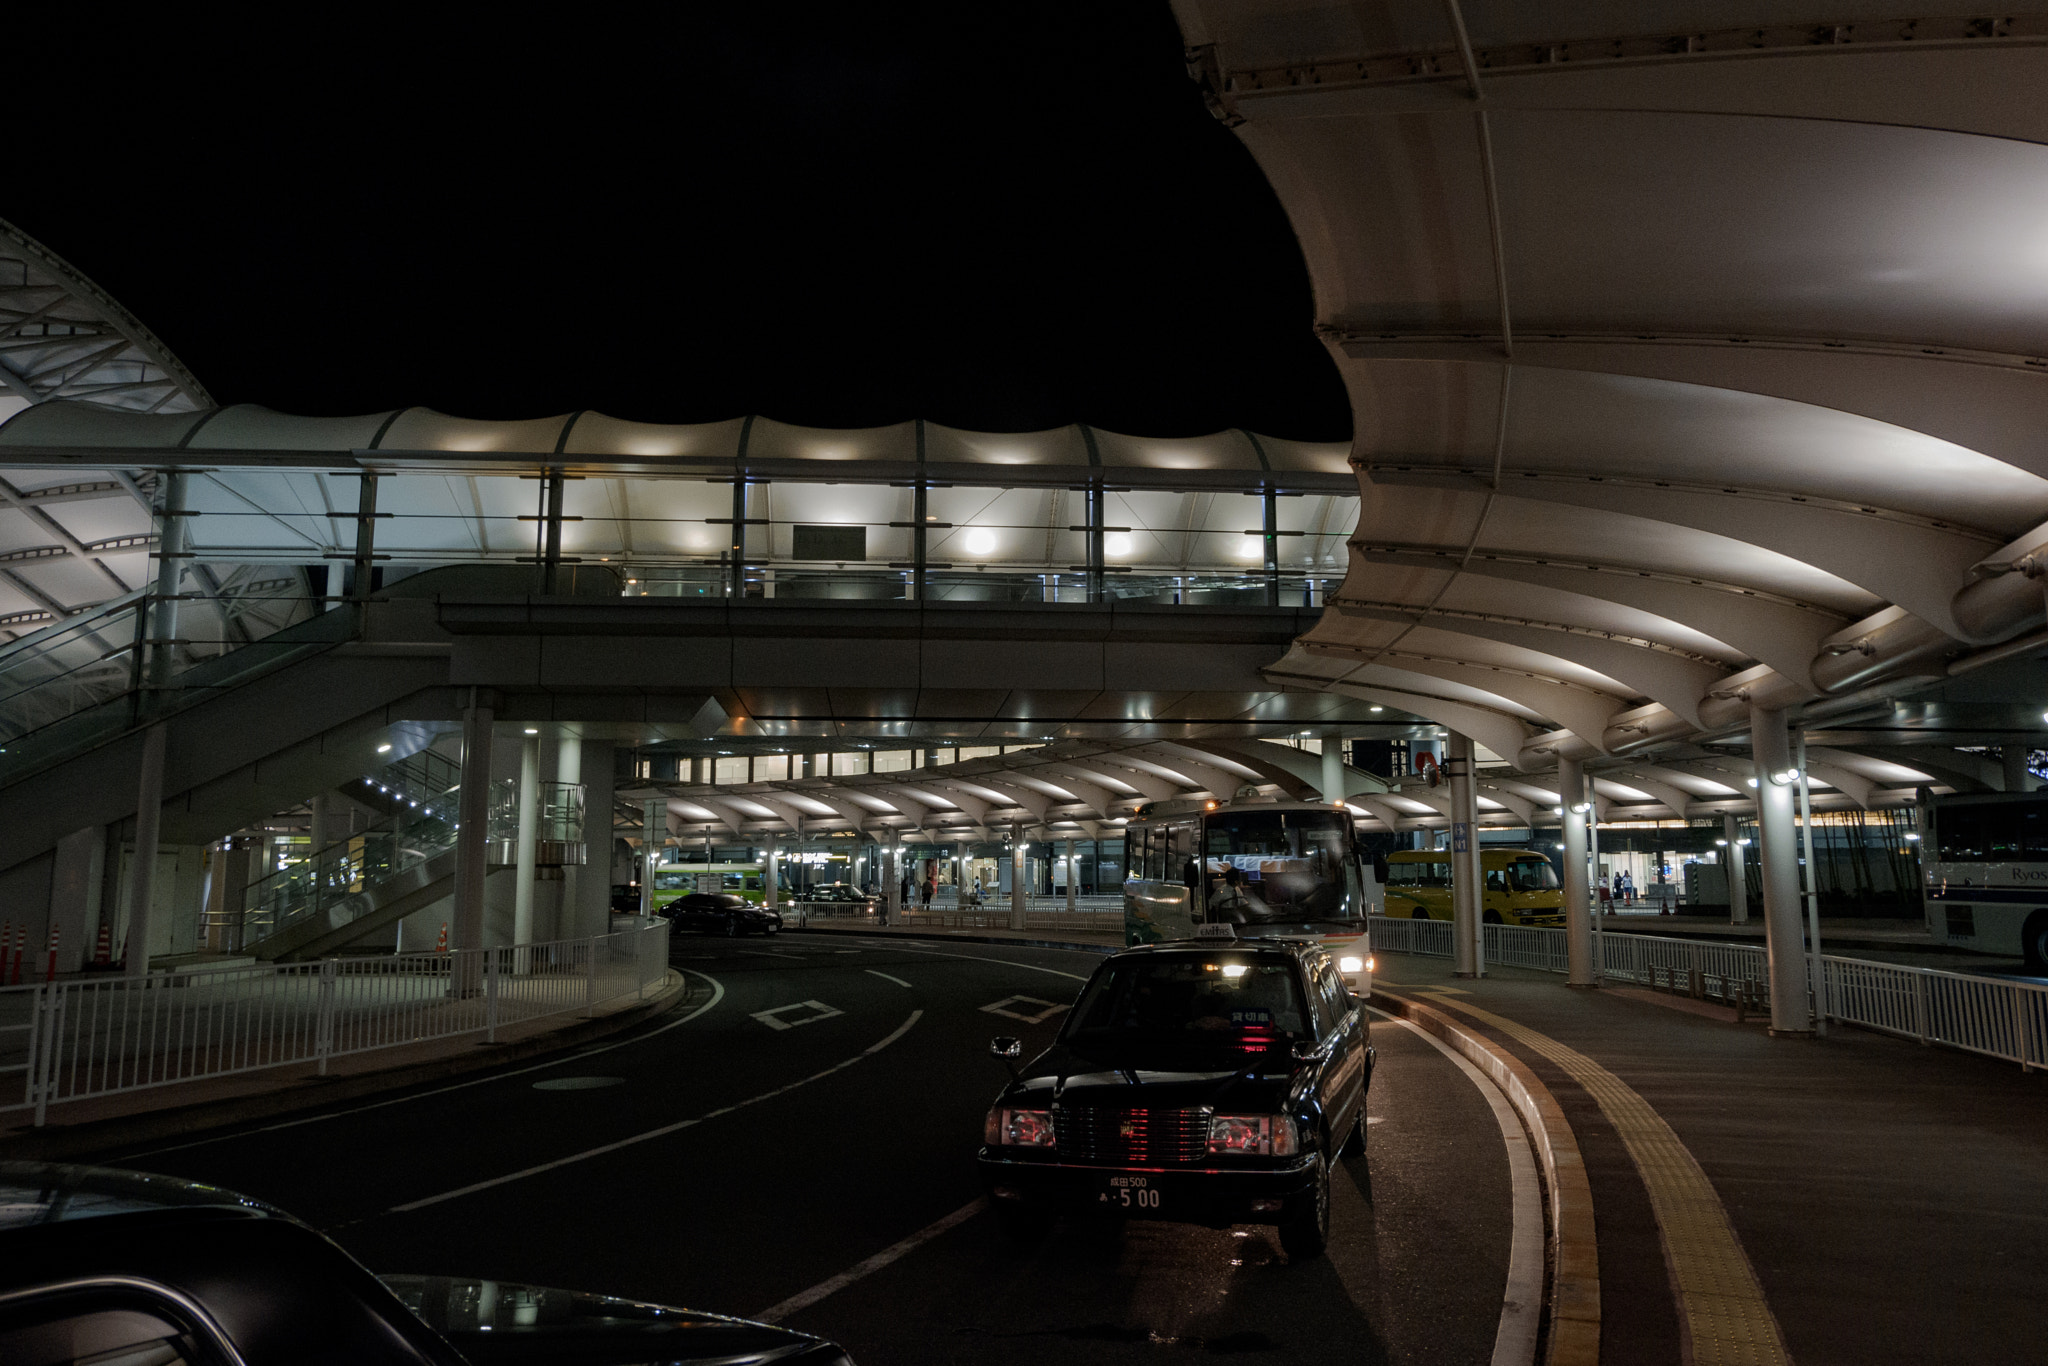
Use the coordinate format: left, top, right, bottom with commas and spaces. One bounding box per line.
92, 922, 112, 967
436, 922, 449, 954
44, 922, 58, 983
7, 923, 19, 986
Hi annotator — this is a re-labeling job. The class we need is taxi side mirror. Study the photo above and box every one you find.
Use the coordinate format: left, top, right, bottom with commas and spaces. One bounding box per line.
991, 1036, 1022, 1059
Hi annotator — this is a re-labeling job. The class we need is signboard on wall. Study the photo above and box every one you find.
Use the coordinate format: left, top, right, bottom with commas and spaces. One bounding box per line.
695, 872, 721, 894
1451, 822, 1470, 854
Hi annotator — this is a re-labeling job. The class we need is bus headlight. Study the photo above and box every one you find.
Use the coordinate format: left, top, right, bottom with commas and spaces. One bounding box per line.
1339, 956, 1364, 973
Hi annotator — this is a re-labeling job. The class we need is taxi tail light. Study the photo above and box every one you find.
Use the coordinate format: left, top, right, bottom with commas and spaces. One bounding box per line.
985, 1106, 1055, 1147
1206, 1114, 1298, 1156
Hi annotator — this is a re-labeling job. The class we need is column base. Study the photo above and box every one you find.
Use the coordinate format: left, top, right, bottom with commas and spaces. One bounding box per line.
1767, 1027, 1816, 1039
1452, 971, 1483, 979
1566, 981, 1601, 990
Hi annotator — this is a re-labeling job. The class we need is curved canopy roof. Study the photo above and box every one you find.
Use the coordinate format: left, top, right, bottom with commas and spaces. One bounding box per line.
1172, 1, 2048, 769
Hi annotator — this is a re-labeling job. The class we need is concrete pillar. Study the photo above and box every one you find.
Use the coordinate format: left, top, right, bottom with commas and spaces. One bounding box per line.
451, 698, 494, 957
956, 840, 968, 905
1065, 837, 1077, 912
1724, 813, 1750, 925
1446, 733, 1483, 978
1750, 706, 1812, 1036
764, 830, 780, 910
1320, 740, 1344, 805
555, 731, 582, 941
885, 828, 901, 922
1010, 824, 1027, 930
1559, 757, 1595, 987
2004, 745, 2034, 793
123, 724, 168, 976
513, 732, 540, 946
50, 826, 103, 974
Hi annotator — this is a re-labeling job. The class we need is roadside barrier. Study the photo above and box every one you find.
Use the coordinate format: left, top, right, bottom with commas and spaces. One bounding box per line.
0, 919, 671, 1127
1368, 915, 2048, 1071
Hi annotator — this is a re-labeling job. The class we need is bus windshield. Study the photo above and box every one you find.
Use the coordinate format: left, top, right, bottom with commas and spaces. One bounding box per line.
1201, 809, 1354, 924
1935, 798, 2048, 864
1504, 859, 1560, 892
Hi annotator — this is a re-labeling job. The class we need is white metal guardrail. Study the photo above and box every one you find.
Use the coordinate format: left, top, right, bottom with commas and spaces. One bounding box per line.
0, 919, 670, 1127
1367, 915, 2048, 1072
787, 897, 1123, 934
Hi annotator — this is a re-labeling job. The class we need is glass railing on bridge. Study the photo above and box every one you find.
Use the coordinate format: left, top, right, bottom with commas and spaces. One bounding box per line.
619, 564, 1336, 606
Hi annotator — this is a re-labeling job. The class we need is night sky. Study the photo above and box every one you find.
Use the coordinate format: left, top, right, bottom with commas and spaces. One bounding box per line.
7, 6, 1350, 440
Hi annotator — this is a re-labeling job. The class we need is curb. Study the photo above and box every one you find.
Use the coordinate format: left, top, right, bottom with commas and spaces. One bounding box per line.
785, 926, 1119, 955
1374, 987, 1600, 1366
0, 970, 693, 1163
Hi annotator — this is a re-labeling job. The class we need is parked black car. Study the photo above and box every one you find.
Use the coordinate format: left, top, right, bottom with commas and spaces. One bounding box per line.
0, 1162, 853, 1365
797, 883, 877, 911
977, 932, 1372, 1258
662, 892, 784, 936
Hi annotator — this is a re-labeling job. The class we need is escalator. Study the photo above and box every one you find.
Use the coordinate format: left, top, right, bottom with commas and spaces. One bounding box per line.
231, 751, 473, 961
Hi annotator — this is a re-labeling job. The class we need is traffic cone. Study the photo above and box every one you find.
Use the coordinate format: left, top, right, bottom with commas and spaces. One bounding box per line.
6, 923, 19, 986
436, 922, 449, 954
92, 922, 112, 968
44, 922, 58, 983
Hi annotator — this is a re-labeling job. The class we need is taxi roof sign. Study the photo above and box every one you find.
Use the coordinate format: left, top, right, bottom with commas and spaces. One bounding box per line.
1193, 922, 1237, 941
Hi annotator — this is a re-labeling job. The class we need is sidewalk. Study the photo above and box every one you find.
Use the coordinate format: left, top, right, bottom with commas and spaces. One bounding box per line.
0, 969, 691, 1160
1371, 952, 2044, 1365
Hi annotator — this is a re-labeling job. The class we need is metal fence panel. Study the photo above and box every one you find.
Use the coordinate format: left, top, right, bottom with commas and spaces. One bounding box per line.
0, 919, 670, 1125
1366, 916, 2048, 1072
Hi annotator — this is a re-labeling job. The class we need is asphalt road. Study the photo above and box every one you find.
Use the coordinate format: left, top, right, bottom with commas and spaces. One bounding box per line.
98, 933, 1518, 1366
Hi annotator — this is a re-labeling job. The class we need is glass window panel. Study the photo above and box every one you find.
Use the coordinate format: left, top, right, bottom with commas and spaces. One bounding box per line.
872, 750, 912, 772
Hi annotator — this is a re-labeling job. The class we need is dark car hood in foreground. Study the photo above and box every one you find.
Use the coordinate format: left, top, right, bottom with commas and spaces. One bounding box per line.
383, 1276, 848, 1365
1001, 1042, 1304, 1112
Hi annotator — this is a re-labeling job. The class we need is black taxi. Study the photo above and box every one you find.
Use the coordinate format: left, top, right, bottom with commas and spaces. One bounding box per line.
976, 929, 1373, 1259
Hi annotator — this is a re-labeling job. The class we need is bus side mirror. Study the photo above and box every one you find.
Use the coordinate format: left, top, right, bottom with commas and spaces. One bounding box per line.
991, 1036, 1022, 1060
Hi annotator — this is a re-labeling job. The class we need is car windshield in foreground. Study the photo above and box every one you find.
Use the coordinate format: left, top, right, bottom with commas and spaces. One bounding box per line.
1065, 955, 1309, 1054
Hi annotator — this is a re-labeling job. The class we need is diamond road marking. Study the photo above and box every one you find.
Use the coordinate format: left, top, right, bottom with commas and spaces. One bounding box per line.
980, 995, 1070, 1025
751, 1000, 845, 1031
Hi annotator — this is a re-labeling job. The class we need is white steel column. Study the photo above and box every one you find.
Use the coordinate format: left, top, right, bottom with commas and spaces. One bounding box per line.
1010, 823, 1027, 930
764, 830, 780, 911
1750, 706, 1812, 1036
450, 698, 494, 996
309, 792, 332, 853
121, 724, 168, 976
1320, 740, 1344, 805
1559, 756, 1595, 988
1065, 837, 1077, 912
640, 800, 663, 915
885, 828, 901, 923
1447, 733, 1483, 978
513, 732, 540, 950
1724, 813, 1749, 925
1795, 730, 1828, 1038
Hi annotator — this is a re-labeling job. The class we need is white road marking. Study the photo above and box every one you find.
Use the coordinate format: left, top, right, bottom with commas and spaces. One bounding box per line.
388, 1009, 923, 1214
837, 940, 1094, 981
865, 970, 913, 988
755, 1195, 989, 1324
121, 968, 728, 1160
752, 1000, 844, 1031
979, 995, 1070, 1024
1368, 1006, 1543, 1366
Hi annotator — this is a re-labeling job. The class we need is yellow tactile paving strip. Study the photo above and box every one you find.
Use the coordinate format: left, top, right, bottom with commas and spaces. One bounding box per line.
1419, 990, 1792, 1366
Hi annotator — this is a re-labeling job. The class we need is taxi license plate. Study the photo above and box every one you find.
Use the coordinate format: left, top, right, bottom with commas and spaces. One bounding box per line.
1098, 1176, 1163, 1210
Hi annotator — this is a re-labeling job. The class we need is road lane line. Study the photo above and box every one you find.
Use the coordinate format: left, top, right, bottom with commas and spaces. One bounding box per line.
121, 969, 728, 1160
864, 969, 912, 988
841, 942, 1093, 982
1369, 1006, 1543, 1366
755, 1196, 989, 1324
385, 1008, 923, 1214
1417, 991, 1791, 1366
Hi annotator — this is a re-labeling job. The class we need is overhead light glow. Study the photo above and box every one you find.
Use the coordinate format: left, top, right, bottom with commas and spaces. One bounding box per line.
964, 527, 997, 555
1105, 533, 1133, 557
1235, 537, 1262, 559
376, 743, 392, 753
524, 727, 540, 735
1369, 706, 1383, 713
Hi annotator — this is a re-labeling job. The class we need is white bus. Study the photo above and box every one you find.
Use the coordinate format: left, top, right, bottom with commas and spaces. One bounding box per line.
1922, 792, 2048, 968
1123, 797, 1374, 997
